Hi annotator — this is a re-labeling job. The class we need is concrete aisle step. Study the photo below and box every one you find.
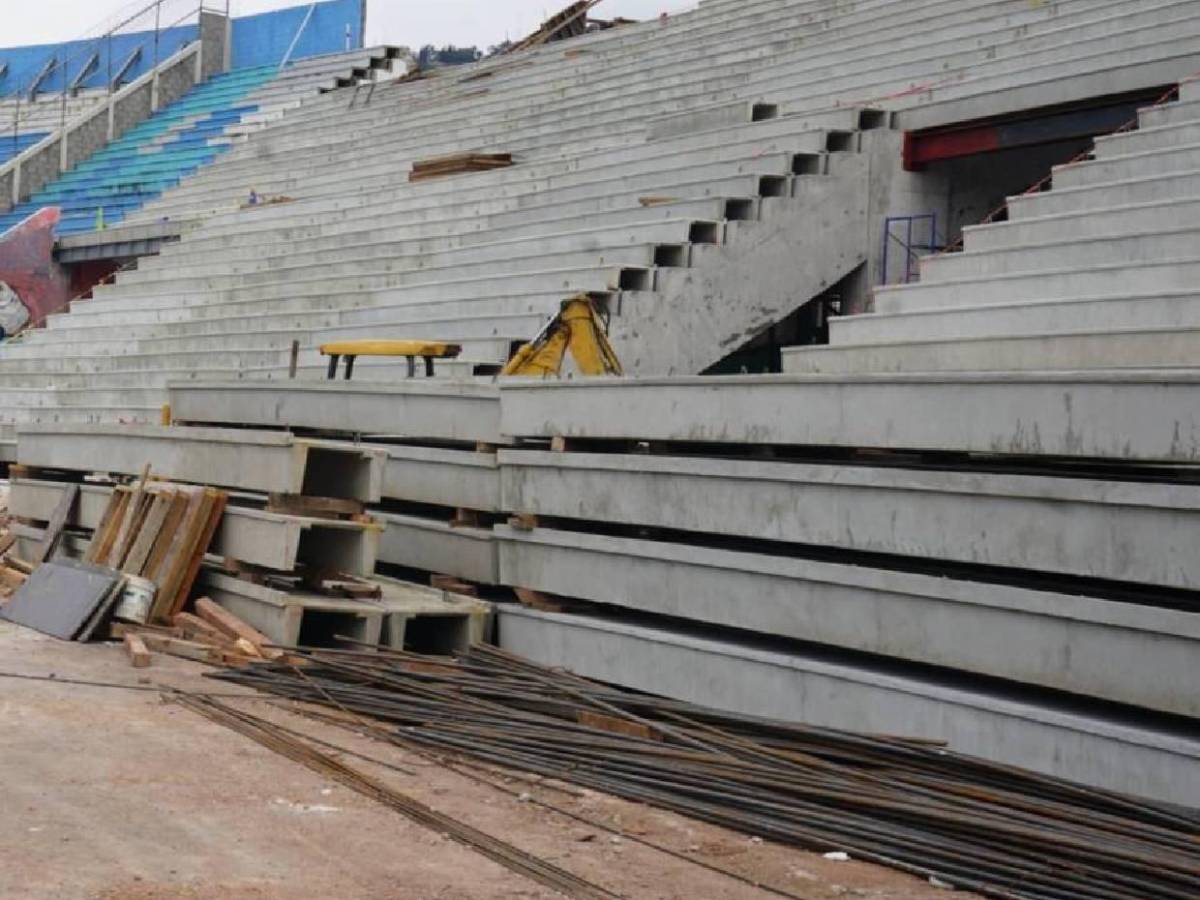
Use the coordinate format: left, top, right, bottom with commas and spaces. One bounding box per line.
785, 326, 1200, 374
830, 291, 1200, 345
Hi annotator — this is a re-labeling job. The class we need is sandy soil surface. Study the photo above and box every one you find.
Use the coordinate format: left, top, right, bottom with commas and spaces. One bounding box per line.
0, 622, 978, 900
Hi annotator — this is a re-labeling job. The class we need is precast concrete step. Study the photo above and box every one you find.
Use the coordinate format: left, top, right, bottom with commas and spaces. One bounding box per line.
151, 199, 742, 265
919, 228, 1200, 282
50, 291, 572, 332
69, 270, 635, 325
499, 450, 1200, 589
495, 525, 1200, 718
891, 15, 1200, 131
1008, 171, 1200, 220
828, 291, 1200, 345
962, 197, 1200, 252
165, 151, 802, 234
1093, 119, 1200, 158
120, 219, 715, 286
0, 339, 514, 376
1139, 97, 1200, 128
1052, 143, 1200, 189
498, 607, 1200, 807
785, 326, 1200, 374
91, 249, 658, 306
161, 181, 766, 253
873, 258, 1200, 314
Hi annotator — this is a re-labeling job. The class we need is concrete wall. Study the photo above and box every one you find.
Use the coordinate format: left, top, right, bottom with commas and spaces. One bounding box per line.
198, 12, 230, 82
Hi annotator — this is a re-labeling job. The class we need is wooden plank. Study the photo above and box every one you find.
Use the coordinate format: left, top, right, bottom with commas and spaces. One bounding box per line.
150, 488, 205, 608
84, 491, 125, 564
111, 493, 152, 570
108, 465, 151, 567
31, 483, 79, 565
123, 632, 152, 668
122, 492, 174, 575
166, 491, 227, 620
194, 596, 281, 659
173, 611, 236, 647
266, 493, 364, 519
142, 491, 190, 581
152, 490, 214, 623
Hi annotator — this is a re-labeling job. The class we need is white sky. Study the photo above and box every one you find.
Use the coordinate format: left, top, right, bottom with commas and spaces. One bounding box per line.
4, 0, 697, 51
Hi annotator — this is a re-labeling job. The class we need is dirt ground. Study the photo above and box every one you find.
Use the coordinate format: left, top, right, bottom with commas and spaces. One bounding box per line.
0, 622, 977, 900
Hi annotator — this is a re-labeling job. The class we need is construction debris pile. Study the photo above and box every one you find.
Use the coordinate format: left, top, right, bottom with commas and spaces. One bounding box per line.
215, 644, 1200, 900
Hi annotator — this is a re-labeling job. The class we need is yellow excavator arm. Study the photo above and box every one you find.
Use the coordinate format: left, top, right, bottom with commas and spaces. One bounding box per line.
501, 295, 624, 378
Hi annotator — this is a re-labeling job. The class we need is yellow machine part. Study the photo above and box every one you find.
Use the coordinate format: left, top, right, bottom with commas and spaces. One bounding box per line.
501, 296, 623, 378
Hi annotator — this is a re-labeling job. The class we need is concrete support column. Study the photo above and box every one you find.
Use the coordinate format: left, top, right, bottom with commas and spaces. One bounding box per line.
199, 10, 232, 81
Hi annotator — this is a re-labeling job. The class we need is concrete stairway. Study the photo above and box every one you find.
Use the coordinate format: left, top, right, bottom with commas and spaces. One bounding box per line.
2, 0, 1199, 443
783, 84, 1200, 375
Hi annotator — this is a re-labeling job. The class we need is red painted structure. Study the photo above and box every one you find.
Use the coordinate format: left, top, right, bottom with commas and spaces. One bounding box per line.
0, 207, 73, 327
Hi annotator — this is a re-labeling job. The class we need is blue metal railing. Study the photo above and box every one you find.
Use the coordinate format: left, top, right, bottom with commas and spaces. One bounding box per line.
880, 213, 941, 285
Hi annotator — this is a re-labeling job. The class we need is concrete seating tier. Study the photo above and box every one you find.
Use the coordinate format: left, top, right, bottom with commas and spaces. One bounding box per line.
785, 88, 1200, 374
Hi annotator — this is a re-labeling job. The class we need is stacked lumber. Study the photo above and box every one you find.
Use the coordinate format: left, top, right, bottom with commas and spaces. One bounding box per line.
0, 485, 29, 601
115, 597, 290, 669
86, 476, 228, 623
408, 152, 513, 182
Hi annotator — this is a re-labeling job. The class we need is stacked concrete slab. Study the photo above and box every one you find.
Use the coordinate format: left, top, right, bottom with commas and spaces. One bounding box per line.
3, 0, 1198, 450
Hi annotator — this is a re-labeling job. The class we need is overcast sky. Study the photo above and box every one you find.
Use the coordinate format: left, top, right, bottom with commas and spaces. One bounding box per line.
6, 0, 697, 52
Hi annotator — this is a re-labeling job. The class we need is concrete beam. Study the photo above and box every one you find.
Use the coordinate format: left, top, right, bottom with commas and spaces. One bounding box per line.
499, 451, 1200, 590
496, 526, 1200, 717
497, 372, 1200, 462
498, 607, 1200, 807
169, 381, 506, 446
16, 425, 385, 502
8, 478, 379, 576
376, 512, 499, 585
380, 444, 501, 511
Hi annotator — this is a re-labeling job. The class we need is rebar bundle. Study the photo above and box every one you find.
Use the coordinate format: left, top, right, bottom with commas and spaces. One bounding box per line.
213, 644, 1200, 900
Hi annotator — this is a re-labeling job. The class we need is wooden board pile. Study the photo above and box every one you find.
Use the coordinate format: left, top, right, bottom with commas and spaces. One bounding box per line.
408, 152, 513, 182
0, 482, 26, 600
85, 474, 228, 624
115, 597, 288, 670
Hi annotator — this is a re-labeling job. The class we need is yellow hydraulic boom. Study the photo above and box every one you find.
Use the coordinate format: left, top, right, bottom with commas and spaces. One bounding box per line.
501, 295, 624, 378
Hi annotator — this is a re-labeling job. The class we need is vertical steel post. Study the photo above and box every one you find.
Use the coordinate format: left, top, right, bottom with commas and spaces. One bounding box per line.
154, 0, 162, 69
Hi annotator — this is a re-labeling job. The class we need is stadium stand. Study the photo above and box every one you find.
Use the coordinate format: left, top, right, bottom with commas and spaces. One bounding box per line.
3, 0, 1200, 804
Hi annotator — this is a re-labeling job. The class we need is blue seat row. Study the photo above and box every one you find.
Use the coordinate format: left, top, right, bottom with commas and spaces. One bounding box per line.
0, 65, 278, 236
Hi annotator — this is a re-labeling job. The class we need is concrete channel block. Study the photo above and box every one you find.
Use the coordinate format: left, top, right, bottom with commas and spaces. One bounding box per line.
495, 525, 1200, 717
499, 450, 1200, 590
16, 424, 385, 502
497, 373, 1200, 462
8, 478, 380, 576
498, 606, 1200, 807
200, 571, 384, 648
